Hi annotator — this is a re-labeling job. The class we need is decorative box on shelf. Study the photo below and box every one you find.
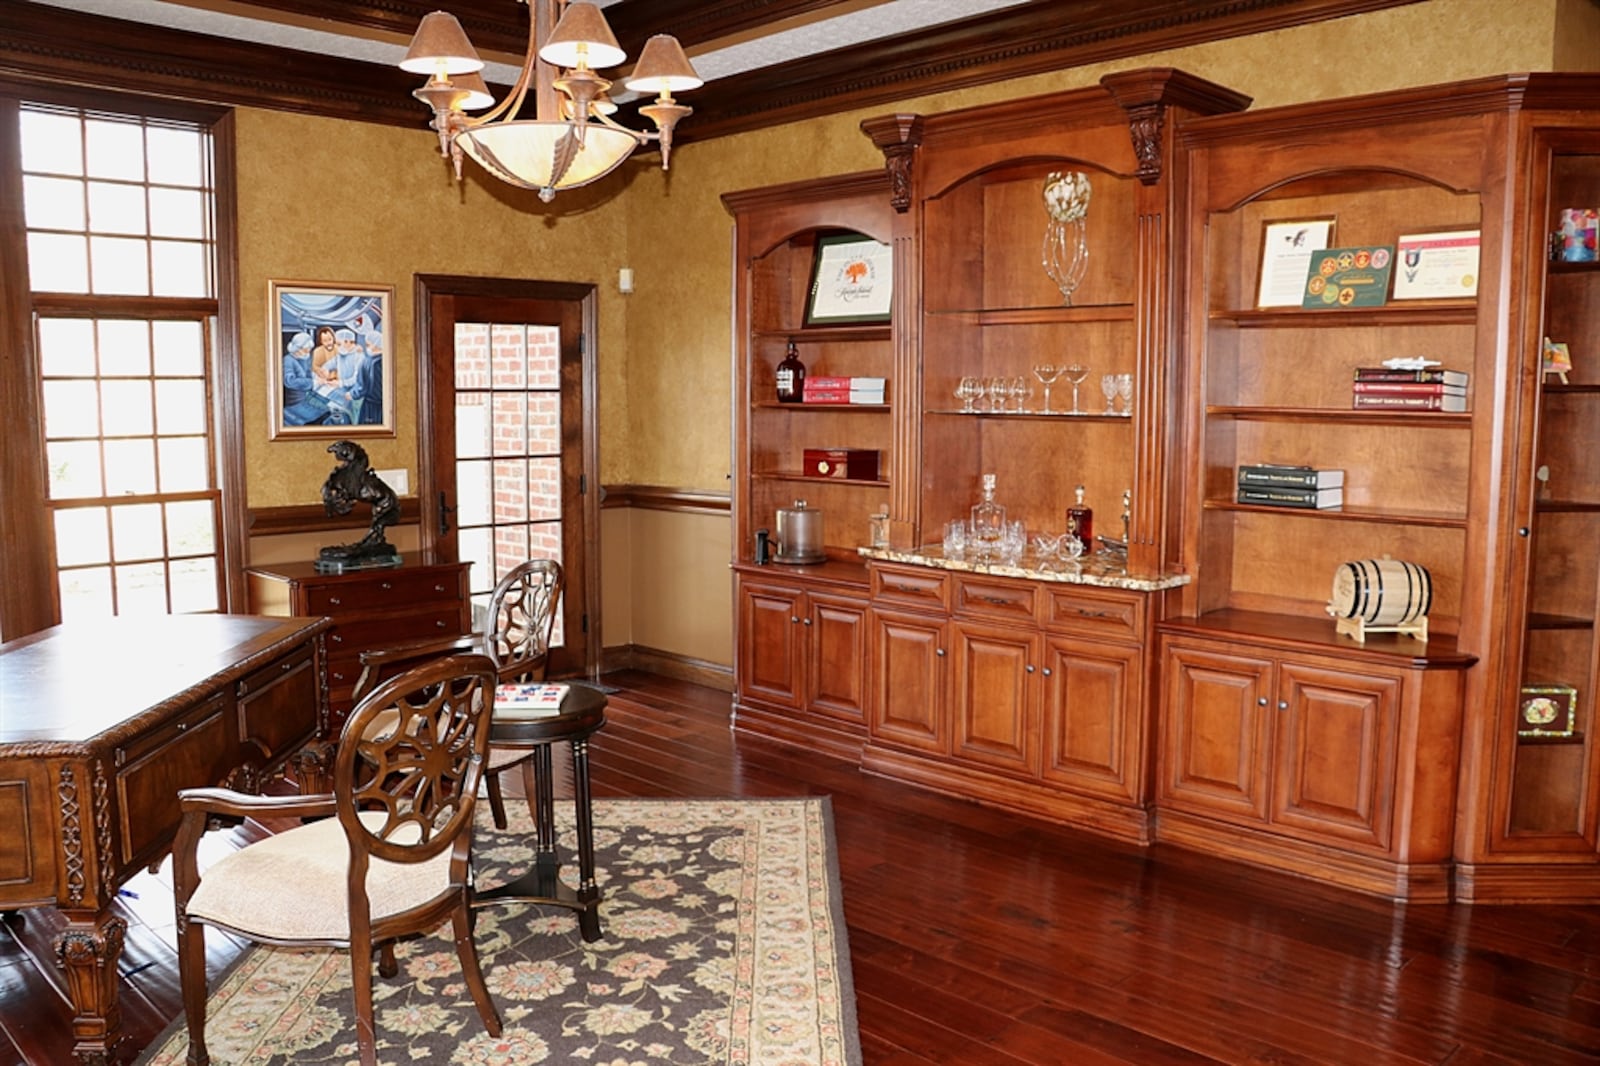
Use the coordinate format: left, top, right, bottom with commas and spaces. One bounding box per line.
1518, 685, 1578, 738
803, 448, 879, 480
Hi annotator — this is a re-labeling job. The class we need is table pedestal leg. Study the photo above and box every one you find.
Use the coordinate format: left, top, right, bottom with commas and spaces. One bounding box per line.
55, 910, 127, 1065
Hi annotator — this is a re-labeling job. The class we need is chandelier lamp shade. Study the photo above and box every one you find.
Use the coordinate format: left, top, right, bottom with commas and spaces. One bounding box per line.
400, 1, 702, 202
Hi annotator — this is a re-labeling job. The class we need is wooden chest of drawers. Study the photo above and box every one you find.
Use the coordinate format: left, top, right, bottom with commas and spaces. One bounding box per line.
246, 554, 472, 735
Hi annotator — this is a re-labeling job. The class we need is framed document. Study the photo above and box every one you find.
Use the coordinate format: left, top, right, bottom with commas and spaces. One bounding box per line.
804, 233, 892, 326
1392, 229, 1480, 300
1302, 245, 1394, 309
1257, 218, 1334, 308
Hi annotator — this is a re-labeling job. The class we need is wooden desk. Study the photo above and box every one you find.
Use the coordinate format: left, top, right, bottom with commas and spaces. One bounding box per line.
0, 614, 329, 1064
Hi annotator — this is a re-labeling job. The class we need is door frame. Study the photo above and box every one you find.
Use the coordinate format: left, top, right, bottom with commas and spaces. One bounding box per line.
413, 274, 602, 679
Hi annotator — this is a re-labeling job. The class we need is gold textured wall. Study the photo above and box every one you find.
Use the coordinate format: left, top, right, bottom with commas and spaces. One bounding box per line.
236, 0, 1567, 670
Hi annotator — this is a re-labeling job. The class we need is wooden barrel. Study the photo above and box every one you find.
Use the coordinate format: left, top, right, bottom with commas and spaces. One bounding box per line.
1329, 559, 1432, 626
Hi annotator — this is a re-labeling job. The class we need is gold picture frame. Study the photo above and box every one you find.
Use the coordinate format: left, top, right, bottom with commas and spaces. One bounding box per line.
268, 279, 395, 439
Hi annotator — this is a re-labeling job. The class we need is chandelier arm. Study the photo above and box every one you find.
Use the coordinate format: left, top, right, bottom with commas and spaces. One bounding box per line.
590, 109, 650, 142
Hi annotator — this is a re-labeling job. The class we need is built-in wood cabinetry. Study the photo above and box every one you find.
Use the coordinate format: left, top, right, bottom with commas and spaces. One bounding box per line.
729, 71, 1600, 901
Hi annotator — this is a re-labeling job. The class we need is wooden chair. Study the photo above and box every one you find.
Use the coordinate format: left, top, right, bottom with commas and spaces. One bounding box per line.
171, 653, 502, 1066
354, 558, 564, 829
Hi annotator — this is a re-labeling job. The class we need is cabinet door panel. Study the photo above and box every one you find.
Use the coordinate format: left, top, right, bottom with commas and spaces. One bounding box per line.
869, 608, 946, 753
808, 593, 867, 723
1041, 636, 1142, 802
1160, 644, 1272, 822
739, 582, 802, 709
1272, 663, 1400, 849
950, 620, 1038, 775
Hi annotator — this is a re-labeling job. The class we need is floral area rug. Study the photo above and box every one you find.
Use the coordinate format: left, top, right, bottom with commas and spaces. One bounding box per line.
138, 797, 860, 1065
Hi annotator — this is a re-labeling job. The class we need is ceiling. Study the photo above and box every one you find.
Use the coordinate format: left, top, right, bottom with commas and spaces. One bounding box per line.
3, 0, 1421, 143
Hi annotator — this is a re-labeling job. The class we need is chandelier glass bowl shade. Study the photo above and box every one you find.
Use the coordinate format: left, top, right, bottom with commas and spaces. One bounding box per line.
400, 2, 702, 202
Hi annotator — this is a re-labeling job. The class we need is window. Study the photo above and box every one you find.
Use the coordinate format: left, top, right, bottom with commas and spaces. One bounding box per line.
0, 91, 238, 638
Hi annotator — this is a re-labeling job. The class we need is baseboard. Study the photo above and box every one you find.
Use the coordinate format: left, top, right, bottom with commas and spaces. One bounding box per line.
602, 643, 733, 692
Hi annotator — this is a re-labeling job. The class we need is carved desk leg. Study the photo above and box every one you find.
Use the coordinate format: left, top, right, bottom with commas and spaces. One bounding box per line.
55, 909, 127, 1064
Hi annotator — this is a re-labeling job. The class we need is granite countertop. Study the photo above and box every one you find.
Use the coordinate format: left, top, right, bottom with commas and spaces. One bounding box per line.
858, 545, 1192, 591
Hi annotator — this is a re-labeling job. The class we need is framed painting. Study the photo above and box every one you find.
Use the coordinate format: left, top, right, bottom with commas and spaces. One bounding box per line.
268, 279, 395, 439
804, 233, 892, 326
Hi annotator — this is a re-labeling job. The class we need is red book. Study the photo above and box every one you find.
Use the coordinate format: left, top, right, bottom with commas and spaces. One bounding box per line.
800, 390, 851, 404
804, 376, 854, 390
1352, 392, 1466, 412
1351, 381, 1466, 396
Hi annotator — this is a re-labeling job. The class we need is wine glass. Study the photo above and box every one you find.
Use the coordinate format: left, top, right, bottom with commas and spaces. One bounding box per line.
956, 376, 979, 413
1008, 376, 1028, 412
986, 376, 1009, 413
1033, 363, 1063, 413
1062, 363, 1089, 414
1116, 372, 1134, 416
1100, 373, 1118, 414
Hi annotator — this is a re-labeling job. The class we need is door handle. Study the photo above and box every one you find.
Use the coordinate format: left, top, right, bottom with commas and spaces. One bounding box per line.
439, 491, 456, 537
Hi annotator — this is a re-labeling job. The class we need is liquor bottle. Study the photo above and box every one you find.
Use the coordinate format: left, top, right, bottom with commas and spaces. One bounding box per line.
775, 338, 806, 403
1066, 484, 1093, 550
970, 473, 1006, 554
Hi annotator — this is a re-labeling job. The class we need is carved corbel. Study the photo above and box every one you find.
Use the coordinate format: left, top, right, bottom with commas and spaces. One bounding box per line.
860, 113, 925, 213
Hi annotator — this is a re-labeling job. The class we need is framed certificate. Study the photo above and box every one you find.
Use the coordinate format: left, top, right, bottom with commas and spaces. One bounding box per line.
1392, 229, 1480, 300
1256, 218, 1335, 308
804, 233, 892, 326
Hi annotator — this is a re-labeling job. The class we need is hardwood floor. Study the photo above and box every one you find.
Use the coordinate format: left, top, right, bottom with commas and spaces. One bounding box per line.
5, 669, 1600, 1064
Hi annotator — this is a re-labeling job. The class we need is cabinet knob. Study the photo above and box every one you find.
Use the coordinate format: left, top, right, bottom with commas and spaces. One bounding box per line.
802, 618, 813, 626
1278, 700, 1289, 710
1025, 664, 1035, 673
328, 596, 342, 606
1518, 527, 1530, 537
1257, 697, 1268, 706
790, 615, 800, 624
1042, 667, 1052, 676
436, 620, 448, 628
936, 648, 946, 657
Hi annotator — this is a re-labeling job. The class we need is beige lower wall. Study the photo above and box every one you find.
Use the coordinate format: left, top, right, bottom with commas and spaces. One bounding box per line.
600, 506, 732, 668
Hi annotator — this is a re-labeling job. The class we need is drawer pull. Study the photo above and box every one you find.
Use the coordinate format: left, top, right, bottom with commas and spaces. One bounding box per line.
176, 721, 187, 732
890, 582, 920, 592
281, 661, 293, 672
328, 596, 342, 606
436, 620, 448, 628
381, 581, 393, 590
330, 633, 343, 643
1074, 608, 1115, 619
981, 595, 1017, 606
435, 584, 446, 592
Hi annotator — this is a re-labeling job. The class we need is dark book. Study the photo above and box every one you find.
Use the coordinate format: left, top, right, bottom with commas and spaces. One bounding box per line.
1236, 485, 1344, 509
1351, 381, 1466, 396
1237, 464, 1344, 489
1353, 367, 1469, 385
1352, 392, 1467, 412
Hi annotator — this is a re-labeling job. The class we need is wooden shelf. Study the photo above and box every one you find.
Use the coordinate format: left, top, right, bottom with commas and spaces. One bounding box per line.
1541, 382, 1600, 393
1544, 259, 1600, 274
926, 409, 1132, 421
752, 401, 890, 411
1516, 731, 1587, 746
1159, 609, 1476, 668
1205, 405, 1472, 426
754, 471, 891, 489
1527, 611, 1594, 630
753, 325, 891, 343
1533, 498, 1600, 512
926, 303, 1136, 325
1204, 499, 1469, 527
1209, 304, 1477, 328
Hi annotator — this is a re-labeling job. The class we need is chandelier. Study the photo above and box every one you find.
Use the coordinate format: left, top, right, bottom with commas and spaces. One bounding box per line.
401, 1, 702, 202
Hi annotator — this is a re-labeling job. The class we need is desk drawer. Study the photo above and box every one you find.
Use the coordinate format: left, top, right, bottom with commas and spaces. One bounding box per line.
115, 692, 231, 867
1044, 587, 1143, 641
953, 576, 1037, 623
305, 569, 465, 614
871, 565, 948, 611
236, 646, 318, 761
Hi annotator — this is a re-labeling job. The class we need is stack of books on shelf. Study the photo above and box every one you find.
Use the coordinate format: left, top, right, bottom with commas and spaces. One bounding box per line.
1236, 464, 1344, 510
801, 376, 887, 404
1350, 366, 1468, 412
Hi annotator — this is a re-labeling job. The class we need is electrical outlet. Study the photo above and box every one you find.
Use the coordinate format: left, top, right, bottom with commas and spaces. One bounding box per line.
376, 468, 409, 495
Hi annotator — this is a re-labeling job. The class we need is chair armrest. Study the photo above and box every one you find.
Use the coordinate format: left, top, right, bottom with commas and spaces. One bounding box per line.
358, 633, 482, 669
178, 786, 337, 821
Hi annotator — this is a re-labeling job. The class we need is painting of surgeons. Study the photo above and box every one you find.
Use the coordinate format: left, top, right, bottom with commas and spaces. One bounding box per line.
268, 280, 395, 439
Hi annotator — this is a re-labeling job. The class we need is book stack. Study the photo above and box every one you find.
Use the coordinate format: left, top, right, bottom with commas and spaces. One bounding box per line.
1351, 366, 1468, 412
802, 376, 887, 405
494, 682, 570, 720
1236, 464, 1344, 509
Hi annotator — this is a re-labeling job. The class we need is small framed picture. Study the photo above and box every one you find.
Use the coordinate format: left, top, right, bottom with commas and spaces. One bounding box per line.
804, 233, 892, 326
268, 279, 395, 439
1256, 217, 1335, 308
1519, 684, 1578, 738
1392, 229, 1480, 300
1543, 336, 1573, 384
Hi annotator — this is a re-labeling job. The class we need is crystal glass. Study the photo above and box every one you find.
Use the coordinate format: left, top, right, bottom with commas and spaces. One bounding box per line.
956, 376, 979, 413
1100, 372, 1118, 414
1033, 363, 1063, 414
1116, 372, 1133, 416
1008, 376, 1028, 412
970, 473, 1006, 554
1000, 520, 1026, 564
942, 518, 968, 556
1061, 534, 1086, 562
986, 376, 1009, 413
1062, 363, 1089, 414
